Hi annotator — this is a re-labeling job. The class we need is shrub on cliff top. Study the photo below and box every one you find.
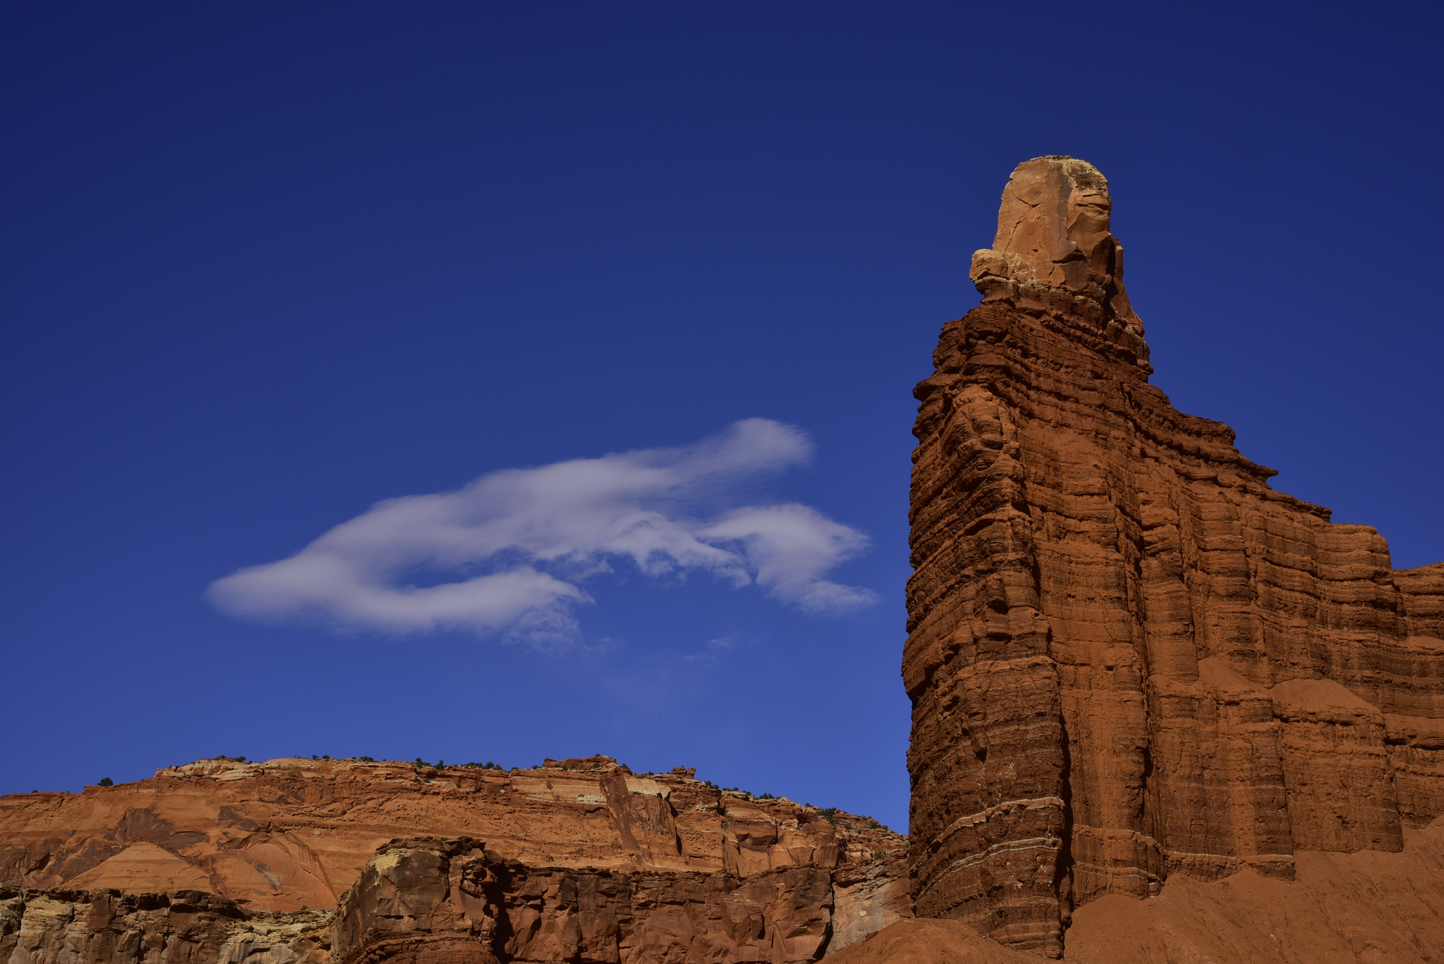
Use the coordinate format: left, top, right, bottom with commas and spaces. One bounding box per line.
98, 777, 113, 787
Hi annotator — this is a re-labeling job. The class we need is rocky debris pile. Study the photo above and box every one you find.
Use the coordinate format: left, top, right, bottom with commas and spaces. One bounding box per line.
904, 155, 1444, 956
827, 814, 1444, 964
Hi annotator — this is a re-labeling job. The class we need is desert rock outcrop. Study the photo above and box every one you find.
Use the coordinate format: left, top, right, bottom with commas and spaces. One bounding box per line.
14, 818, 1443, 964
0, 834, 904, 964
0, 887, 330, 964
0, 757, 907, 961
905, 155, 1444, 955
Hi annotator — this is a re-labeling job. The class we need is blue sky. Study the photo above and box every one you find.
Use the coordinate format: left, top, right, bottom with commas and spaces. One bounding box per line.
3, 2, 1440, 833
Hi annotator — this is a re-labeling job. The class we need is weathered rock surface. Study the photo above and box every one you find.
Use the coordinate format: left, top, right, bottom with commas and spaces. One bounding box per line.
0, 887, 330, 964
337, 838, 839, 964
905, 155, 1444, 955
15, 818, 1440, 964
0, 757, 907, 960
1, 835, 907, 964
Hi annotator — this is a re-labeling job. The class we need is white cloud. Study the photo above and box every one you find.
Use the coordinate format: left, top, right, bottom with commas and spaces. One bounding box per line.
207, 419, 877, 643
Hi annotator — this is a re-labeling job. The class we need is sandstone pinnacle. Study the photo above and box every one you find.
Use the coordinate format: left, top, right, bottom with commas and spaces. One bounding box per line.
906, 157, 1444, 957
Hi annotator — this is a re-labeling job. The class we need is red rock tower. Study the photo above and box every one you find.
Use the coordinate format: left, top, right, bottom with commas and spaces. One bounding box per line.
904, 156, 1444, 956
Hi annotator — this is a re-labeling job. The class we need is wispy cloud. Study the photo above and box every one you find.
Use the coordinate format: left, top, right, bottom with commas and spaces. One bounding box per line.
207, 419, 876, 644
683, 633, 746, 665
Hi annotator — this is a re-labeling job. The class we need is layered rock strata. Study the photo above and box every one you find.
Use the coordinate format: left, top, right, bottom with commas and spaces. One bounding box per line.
904, 155, 1444, 955
1, 835, 904, 964
0, 756, 907, 960
16, 817, 1442, 964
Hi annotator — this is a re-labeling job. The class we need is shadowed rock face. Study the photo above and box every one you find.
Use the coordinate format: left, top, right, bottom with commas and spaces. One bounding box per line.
335, 839, 840, 964
905, 155, 1444, 956
0, 887, 331, 964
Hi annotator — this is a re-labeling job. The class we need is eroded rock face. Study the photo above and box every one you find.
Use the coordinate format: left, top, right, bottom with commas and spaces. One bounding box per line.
1, 837, 908, 964
0, 757, 902, 918
0, 887, 330, 964
0, 757, 907, 960
354, 839, 839, 964
905, 155, 1444, 956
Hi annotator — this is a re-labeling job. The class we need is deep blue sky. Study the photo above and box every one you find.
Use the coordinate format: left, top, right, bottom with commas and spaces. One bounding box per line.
3, 3, 1440, 833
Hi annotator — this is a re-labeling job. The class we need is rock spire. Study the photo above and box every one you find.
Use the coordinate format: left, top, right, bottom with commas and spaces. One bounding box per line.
905, 156, 1444, 956
972, 155, 1139, 333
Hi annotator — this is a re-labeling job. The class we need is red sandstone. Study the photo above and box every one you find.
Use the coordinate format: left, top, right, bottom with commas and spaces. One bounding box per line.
904, 155, 1444, 956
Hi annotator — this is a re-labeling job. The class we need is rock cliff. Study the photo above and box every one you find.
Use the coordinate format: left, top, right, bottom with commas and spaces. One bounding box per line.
0, 834, 902, 964
13, 820, 1444, 964
0, 757, 907, 961
904, 155, 1444, 956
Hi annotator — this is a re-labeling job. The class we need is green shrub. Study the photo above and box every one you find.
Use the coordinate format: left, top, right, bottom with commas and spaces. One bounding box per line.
98, 777, 113, 787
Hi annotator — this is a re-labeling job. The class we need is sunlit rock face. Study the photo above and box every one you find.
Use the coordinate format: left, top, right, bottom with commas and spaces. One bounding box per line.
0, 756, 910, 962
0, 836, 910, 964
904, 155, 1444, 957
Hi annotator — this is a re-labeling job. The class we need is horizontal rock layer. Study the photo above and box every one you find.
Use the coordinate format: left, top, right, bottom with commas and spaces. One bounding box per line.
16, 817, 1443, 964
0, 756, 908, 959
0, 837, 901, 964
904, 155, 1444, 956
0, 837, 907, 964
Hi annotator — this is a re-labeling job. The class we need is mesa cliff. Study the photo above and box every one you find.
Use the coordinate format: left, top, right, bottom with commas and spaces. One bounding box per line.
1, 835, 879, 964
904, 155, 1444, 956
0, 757, 908, 962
